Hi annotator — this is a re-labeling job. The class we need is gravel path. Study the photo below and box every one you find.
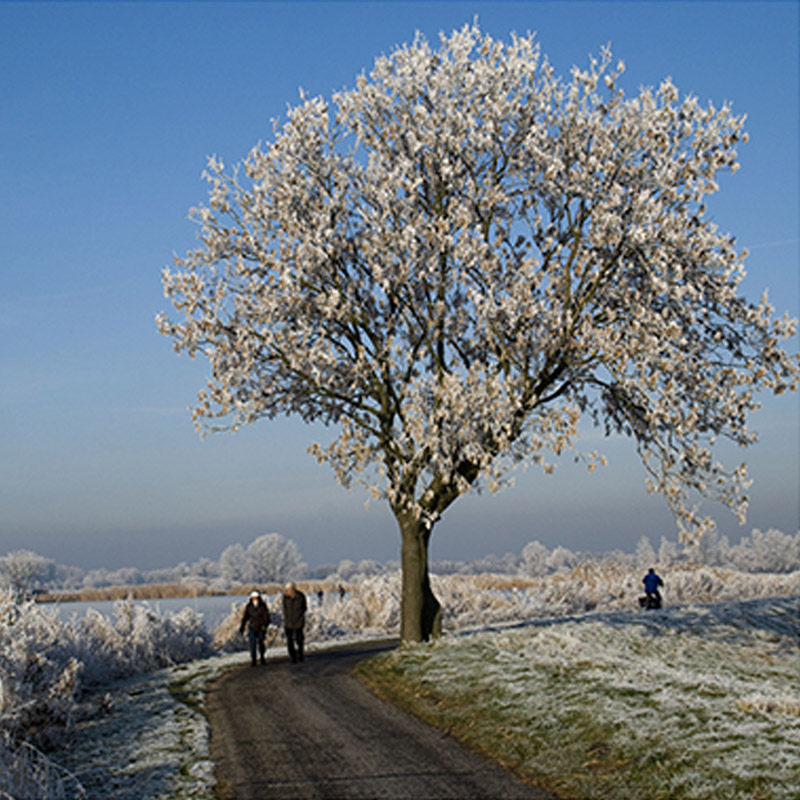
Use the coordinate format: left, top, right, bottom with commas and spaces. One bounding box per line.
206, 639, 557, 799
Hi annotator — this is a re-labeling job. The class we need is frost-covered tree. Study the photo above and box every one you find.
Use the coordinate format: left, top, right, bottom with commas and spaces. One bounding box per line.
190, 557, 218, 579
243, 534, 306, 584
82, 566, 143, 589
0, 550, 53, 598
472, 551, 520, 574
691, 528, 730, 566
635, 535, 657, 569
50, 563, 85, 592
159, 24, 798, 641
547, 545, 577, 574
730, 528, 800, 573
219, 543, 246, 586
521, 540, 550, 577
334, 559, 357, 581
658, 536, 681, 567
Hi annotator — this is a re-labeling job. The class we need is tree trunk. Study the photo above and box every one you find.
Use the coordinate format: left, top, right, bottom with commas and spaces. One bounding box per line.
397, 512, 442, 643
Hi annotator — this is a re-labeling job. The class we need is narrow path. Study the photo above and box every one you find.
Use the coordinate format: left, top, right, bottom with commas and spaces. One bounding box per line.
206, 640, 557, 799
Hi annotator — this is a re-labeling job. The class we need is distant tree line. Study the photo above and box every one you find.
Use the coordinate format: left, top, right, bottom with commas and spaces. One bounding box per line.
1, 528, 797, 598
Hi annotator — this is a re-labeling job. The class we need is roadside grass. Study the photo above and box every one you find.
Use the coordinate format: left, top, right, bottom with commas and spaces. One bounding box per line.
353, 599, 800, 800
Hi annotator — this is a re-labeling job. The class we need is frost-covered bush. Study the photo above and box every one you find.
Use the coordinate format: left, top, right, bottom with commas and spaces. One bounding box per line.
64, 599, 213, 684
0, 592, 213, 800
0, 595, 81, 749
335, 575, 401, 632
433, 563, 800, 631
1, 591, 213, 762
663, 565, 800, 604
298, 575, 401, 635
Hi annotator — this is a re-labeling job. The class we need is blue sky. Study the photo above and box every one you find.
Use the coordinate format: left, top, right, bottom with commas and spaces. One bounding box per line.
1, 1, 797, 571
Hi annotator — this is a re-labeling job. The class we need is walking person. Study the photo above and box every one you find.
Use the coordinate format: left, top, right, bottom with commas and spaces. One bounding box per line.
282, 581, 307, 663
240, 590, 271, 666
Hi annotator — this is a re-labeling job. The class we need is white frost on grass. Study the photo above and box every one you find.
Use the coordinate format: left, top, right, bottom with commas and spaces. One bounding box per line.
385, 596, 800, 799
52, 653, 242, 800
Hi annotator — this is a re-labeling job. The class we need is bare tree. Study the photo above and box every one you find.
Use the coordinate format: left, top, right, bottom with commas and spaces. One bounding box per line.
159, 24, 798, 641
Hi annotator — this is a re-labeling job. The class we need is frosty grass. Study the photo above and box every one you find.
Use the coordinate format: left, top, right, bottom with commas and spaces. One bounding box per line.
360, 597, 800, 800
48, 595, 799, 800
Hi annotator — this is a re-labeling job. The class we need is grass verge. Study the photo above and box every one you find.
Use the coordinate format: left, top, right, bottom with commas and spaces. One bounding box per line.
352, 603, 800, 800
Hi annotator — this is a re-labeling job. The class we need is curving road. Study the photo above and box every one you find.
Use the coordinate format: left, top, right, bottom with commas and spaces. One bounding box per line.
206, 639, 558, 800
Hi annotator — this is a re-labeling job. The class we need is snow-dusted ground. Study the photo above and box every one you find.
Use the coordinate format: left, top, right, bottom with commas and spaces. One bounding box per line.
382, 596, 800, 799
3, 565, 799, 799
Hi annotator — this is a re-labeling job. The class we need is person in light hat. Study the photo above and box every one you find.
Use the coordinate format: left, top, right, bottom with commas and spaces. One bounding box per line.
282, 581, 307, 663
239, 589, 271, 666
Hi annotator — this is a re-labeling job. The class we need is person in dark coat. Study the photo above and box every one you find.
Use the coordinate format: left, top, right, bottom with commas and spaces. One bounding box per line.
642, 568, 664, 607
282, 582, 307, 663
240, 590, 270, 665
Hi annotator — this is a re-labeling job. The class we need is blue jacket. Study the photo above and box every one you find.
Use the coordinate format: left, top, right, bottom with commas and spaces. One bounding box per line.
643, 572, 663, 593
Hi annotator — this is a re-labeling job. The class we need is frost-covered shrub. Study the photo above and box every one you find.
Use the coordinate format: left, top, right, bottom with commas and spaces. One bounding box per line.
663, 565, 800, 604
432, 574, 533, 628
303, 574, 400, 633
212, 601, 248, 652
346, 575, 401, 631
1, 592, 213, 761
65, 599, 213, 684
0, 595, 81, 749
432, 564, 800, 631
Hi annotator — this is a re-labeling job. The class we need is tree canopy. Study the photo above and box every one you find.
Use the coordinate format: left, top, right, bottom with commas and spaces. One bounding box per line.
159, 23, 798, 640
